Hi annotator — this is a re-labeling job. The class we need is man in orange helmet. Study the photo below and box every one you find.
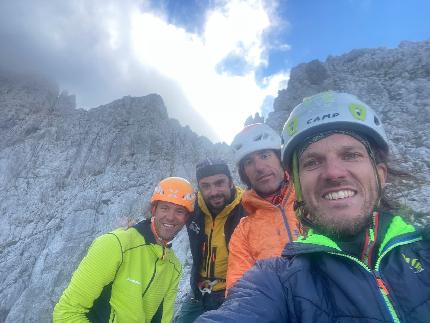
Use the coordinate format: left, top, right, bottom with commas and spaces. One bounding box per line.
54, 177, 195, 323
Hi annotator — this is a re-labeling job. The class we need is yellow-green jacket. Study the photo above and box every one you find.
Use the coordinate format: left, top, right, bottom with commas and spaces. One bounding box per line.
53, 220, 181, 323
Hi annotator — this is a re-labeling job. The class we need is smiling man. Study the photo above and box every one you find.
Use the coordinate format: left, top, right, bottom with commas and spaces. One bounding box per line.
298, 133, 384, 237
176, 159, 245, 322
225, 123, 299, 292
54, 177, 195, 323
196, 91, 430, 322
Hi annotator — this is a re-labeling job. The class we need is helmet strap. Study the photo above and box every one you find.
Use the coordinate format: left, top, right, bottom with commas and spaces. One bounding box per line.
292, 151, 305, 219
292, 151, 321, 230
150, 206, 170, 247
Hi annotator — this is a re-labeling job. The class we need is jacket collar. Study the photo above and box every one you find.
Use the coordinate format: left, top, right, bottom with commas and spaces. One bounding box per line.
133, 219, 172, 248
282, 211, 419, 258
133, 219, 157, 244
242, 180, 294, 215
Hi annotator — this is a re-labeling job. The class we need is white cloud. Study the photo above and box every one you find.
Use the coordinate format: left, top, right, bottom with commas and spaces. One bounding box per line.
0, 0, 290, 143
131, 0, 289, 143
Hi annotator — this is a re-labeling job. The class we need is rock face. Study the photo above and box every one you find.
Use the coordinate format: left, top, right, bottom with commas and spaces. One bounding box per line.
0, 71, 234, 322
267, 40, 430, 218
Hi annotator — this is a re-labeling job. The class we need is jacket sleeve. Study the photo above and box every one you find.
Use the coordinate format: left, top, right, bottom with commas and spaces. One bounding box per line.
161, 265, 182, 323
225, 219, 254, 292
53, 233, 122, 322
196, 260, 288, 322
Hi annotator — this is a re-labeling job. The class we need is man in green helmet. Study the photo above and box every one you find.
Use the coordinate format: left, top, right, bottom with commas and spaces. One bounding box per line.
196, 91, 430, 322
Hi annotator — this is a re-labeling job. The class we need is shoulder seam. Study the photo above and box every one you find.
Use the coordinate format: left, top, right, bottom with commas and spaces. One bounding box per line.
106, 232, 124, 281
123, 243, 152, 253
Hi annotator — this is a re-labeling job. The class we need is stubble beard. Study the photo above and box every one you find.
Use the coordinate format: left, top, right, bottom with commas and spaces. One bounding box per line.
206, 192, 232, 215
304, 200, 375, 239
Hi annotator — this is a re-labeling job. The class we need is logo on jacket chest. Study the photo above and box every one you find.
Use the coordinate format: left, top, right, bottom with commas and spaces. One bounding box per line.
402, 253, 424, 273
127, 278, 142, 285
189, 221, 201, 235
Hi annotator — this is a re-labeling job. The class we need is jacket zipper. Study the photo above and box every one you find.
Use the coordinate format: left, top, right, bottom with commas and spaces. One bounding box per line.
142, 258, 159, 298
328, 251, 403, 322
372, 236, 423, 322
278, 205, 293, 242
361, 212, 379, 267
361, 228, 373, 266
205, 218, 215, 277
372, 270, 399, 322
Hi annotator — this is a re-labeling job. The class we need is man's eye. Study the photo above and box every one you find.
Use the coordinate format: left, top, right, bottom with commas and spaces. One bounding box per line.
302, 159, 319, 169
243, 159, 252, 166
216, 180, 226, 187
344, 152, 362, 160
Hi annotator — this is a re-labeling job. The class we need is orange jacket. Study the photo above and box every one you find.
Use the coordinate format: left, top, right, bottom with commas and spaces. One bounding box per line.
225, 183, 299, 292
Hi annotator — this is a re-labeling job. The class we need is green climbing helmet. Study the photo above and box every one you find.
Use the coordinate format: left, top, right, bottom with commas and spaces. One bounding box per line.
281, 91, 389, 171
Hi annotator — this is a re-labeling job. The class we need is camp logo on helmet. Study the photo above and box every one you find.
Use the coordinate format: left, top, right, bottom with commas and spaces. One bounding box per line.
285, 117, 298, 136
306, 113, 340, 125
349, 103, 367, 121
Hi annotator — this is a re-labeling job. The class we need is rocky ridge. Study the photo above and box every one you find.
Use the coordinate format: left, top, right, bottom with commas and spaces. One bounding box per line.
0, 72, 234, 322
267, 40, 430, 218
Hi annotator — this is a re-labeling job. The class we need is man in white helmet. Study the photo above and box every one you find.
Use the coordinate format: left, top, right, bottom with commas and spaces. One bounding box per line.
196, 91, 430, 322
225, 123, 300, 292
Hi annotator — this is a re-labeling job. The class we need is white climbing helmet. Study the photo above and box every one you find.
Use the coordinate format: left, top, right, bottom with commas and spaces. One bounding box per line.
281, 91, 389, 170
231, 123, 281, 164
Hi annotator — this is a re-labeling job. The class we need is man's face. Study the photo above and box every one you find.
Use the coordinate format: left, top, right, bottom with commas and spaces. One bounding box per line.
153, 201, 189, 241
199, 174, 233, 213
299, 134, 387, 238
243, 149, 284, 195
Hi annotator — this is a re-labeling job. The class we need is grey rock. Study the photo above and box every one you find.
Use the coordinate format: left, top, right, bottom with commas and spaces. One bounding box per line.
0, 71, 235, 322
267, 39, 430, 218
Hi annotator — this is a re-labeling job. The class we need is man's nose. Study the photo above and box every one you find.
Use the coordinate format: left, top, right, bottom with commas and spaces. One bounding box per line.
203, 185, 213, 196
254, 157, 266, 171
164, 208, 176, 220
322, 157, 348, 180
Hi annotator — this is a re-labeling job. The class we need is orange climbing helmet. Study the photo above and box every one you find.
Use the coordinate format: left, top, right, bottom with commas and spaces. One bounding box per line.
151, 177, 195, 212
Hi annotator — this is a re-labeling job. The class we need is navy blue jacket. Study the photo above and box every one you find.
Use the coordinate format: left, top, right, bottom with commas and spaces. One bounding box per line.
197, 211, 430, 322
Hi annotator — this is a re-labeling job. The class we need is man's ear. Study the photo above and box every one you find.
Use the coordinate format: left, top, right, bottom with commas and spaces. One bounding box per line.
376, 163, 388, 188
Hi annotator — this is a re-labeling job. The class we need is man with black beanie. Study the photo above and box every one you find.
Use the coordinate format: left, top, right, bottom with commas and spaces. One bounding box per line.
176, 158, 246, 323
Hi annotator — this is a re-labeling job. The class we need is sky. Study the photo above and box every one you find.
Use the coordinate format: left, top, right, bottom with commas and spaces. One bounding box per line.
0, 0, 429, 143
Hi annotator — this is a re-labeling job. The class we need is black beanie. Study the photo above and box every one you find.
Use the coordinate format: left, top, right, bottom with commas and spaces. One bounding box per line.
196, 158, 232, 182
